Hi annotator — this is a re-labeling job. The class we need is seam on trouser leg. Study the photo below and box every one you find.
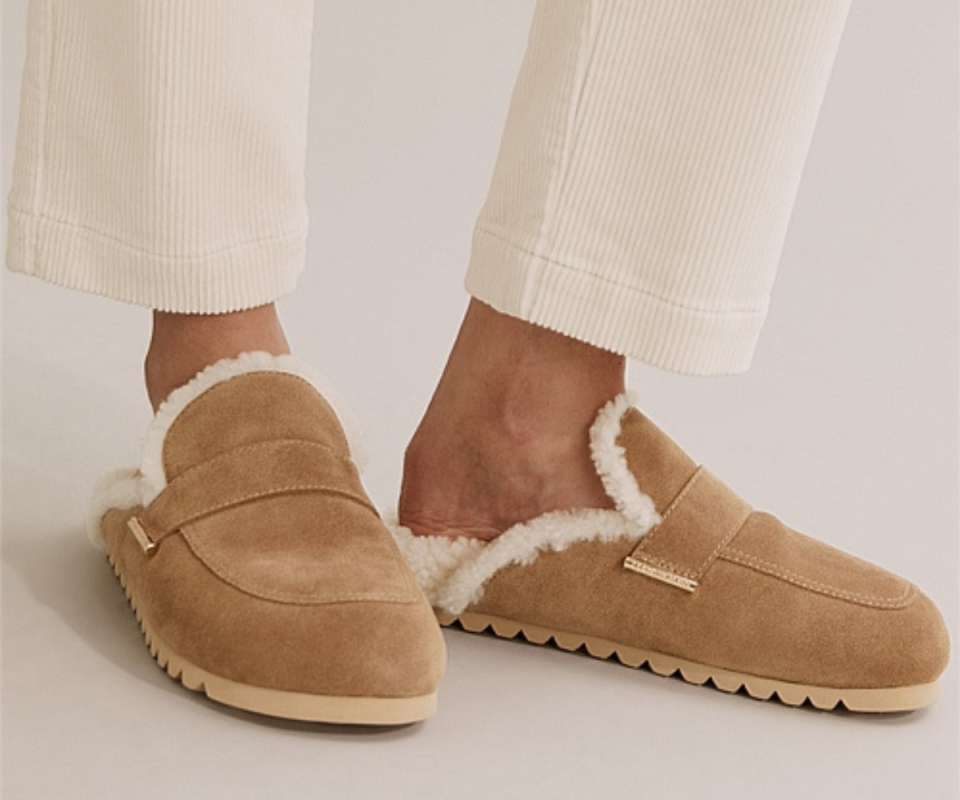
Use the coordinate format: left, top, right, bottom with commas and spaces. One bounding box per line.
523, 1, 605, 315
7, 204, 308, 261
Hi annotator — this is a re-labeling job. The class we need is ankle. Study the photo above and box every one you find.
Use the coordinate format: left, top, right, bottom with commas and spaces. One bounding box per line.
145, 304, 290, 411
399, 300, 624, 539
417, 299, 625, 441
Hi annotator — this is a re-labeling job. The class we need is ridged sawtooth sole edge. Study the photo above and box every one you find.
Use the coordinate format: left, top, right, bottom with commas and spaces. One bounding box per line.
105, 553, 437, 725
436, 609, 939, 713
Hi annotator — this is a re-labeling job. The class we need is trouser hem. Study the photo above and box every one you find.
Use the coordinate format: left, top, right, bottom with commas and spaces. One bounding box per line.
465, 226, 767, 376
5, 205, 305, 313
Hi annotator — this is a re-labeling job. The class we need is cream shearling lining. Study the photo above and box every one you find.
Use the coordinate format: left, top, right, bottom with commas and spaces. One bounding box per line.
86, 468, 142, 551
87, 352, 366, 551
390, 392, 661, 615
589, 391, 660, 530
390, 510, 648, 616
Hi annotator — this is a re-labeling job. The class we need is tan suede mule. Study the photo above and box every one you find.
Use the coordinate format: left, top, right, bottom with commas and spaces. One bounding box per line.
89, 353, 445, 724
394, 393, 949, 713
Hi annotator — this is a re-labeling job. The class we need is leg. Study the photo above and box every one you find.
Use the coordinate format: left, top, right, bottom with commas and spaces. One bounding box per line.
402, 298, 623, 539
396, 0, 948, 712
402, 0, 854, 538
7, 0, 444, 723
7, 0, 311, 408
145, 304, 288, 410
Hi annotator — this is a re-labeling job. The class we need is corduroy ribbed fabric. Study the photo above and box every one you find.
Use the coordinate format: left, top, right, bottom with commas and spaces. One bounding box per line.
467, 0, 852, 374
6, 0, 315, 313
6, 0, 851, 374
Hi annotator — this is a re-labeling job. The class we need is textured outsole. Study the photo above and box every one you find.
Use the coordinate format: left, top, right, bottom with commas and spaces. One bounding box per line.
437, 609, 939, 713
106, 553, 437, 725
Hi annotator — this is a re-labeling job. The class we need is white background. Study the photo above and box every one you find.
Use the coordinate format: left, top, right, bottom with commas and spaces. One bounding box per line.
2, 1, 957, 798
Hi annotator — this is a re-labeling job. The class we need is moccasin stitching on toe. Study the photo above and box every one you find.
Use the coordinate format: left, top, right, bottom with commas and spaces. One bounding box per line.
90, 352, 445, 725
391, 393, 950, 713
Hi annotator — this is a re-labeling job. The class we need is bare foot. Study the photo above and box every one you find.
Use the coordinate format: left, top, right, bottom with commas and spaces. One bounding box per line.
400, 300, 625, 540
144, 303, 290, 411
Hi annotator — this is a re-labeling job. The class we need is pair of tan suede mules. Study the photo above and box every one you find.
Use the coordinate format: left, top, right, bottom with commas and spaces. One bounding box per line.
90, 353, 950, 724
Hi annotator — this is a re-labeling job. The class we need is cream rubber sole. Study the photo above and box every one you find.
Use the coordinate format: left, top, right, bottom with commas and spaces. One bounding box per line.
437, 609, 939, 713
107, 554, 437, 725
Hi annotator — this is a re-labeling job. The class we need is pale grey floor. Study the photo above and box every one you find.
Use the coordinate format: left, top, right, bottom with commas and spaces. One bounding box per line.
2, 2, 957, 798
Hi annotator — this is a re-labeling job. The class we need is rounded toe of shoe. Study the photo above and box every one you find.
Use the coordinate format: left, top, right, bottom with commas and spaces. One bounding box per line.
872, 587, 951, 689
821, 587, 950, 712
129, 530, 448, 704
214, 594, 448, 703
307, 597, 448, 700
808, 583, 951, 696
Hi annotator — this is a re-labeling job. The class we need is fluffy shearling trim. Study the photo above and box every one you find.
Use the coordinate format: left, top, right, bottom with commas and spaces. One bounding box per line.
589, 391, 660, 529
139, 351, 366, 504
383, 511, 484, 600
390, 508, 650, 616
390, 392, 662, 614
88, 352, 366, 548
87, 467, 142, 552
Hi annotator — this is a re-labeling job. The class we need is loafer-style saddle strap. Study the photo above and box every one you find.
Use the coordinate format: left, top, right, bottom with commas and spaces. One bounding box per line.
624, 466, 751, 592
128, 439, 376, 554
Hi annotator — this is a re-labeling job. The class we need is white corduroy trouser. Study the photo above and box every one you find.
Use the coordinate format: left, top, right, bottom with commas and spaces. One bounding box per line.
6, 0, 851, 375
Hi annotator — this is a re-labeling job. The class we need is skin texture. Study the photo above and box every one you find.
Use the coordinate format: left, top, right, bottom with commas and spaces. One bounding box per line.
145, 298, 624, 541
146, 303, 289, 411
400, 299, 625, 539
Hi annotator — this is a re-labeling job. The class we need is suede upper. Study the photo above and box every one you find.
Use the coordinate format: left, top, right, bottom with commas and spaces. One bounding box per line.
101, 370, 445, 699
466, 408, 949, 690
